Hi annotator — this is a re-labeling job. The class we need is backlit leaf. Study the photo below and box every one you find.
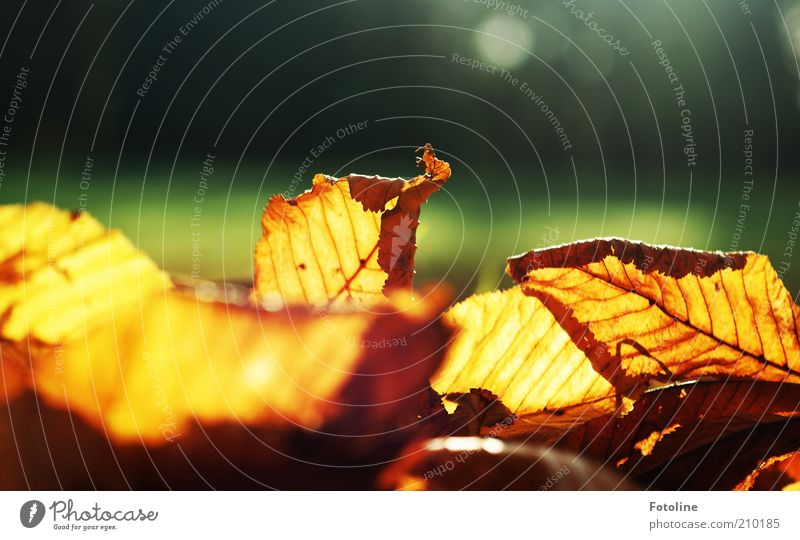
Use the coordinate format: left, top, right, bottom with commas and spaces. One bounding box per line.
0, 202, 169, 344
548, 380, 800, 482
0, 203, 449, 446
507, 239, 800, 387
431, 288, 635, 434
253, 144, 450, 308
379, 437, 634, 490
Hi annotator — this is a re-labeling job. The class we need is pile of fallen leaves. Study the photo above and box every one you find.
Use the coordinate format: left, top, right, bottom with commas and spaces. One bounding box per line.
1, 144, 799, 490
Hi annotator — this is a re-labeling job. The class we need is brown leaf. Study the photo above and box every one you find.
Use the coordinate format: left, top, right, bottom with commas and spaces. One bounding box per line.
635, 419, 800, 490
253, 144, 450, 308
0, 350, 24, 405
507, 239, 800, 387
431, 288, 635, 435
0, 390, 391, 489
547, 380, 800, 480
735, 450, 800, 491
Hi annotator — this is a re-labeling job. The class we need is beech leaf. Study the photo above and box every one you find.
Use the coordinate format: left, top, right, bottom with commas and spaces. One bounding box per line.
0, 203, 449, 445
507, 238, 800, 386
253, 144, 450, 308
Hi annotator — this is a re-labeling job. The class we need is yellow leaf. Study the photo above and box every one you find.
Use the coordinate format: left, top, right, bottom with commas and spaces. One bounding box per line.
0, 203, 449, 444
507, 238, 800, 386
253, 144, 450, 308
0, 203, 169, 344
431, 288, 634, 434
23, 284, 448, 443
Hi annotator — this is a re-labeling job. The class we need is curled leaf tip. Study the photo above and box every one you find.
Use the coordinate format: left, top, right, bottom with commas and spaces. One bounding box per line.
255, 144, 452, 307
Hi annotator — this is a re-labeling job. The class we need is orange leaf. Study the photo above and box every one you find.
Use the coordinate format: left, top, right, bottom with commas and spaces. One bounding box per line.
431, 288, 635, 435
735, 451, 800, 491
253, 144, 450, 308
0, 202, 170, 344
379, 437, 634, 490
507, 239, 800, 387
549, 380, 800, 481
636, 419, 800, 490
0, 203, 449, 446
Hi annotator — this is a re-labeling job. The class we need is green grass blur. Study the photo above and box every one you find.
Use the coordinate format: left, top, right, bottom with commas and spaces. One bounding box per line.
6, 162, 799, 300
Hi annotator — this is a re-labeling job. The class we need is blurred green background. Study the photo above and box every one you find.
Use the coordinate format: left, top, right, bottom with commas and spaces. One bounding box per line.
1, 0, 800, 299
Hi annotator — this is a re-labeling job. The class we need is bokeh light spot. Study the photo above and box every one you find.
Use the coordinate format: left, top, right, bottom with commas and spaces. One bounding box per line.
475, 14, 534, 69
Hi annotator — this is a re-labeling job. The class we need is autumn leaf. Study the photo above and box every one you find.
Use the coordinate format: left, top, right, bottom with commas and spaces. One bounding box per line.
1, 389, 389, 489
431, 239, 800, 469
636, 418, 800, 490
736, 450, 800, 491
547, 380, 800, 482
23, 285, 448, 443
0, 202, 170, 344
0, 351, 24, 405
253, 144, 451, 308
431, 288, 634, 435
6, 199, 800, 491
0, 203, 449, 445
425, 238, 800, 490
507, 239, 800, 388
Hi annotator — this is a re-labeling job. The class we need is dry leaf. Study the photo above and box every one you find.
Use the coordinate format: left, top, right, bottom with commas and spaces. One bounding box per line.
0, 202, 168, 404
431, 288, 634, 434
430, 238, 800, 489
21, 286, 447, 443
6, 197, 800, 491
549, 380, 800, 480
253, 144, 450, 308
507, 239, 800, 387
0, 389, 389, 489
0, 202, 169, 344
735, 450, 800, 491
0, 203, 449, 445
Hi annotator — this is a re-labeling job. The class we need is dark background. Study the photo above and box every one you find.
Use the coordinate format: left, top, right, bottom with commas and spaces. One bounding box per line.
1, 0, 799, 298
